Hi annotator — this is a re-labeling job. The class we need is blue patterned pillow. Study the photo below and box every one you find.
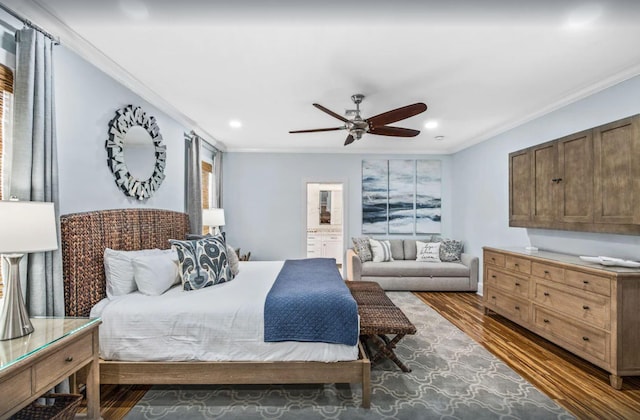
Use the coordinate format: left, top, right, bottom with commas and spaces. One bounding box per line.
169, 235, 233, 291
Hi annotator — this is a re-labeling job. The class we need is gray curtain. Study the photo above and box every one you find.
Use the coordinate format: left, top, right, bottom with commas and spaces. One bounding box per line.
213, 148, 222, 208
10, 28, 64, 318
185, 131, 202, 234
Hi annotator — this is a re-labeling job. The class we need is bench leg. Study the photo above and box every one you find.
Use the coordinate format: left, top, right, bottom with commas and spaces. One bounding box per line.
370, 334, 411, 372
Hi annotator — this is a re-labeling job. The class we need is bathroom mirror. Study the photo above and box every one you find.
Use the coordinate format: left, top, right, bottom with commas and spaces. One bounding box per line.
319, 190, 331, 224
105, 105, 166, 200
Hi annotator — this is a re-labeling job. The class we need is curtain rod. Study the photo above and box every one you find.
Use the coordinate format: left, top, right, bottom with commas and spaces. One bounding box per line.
0, 3, 60, 44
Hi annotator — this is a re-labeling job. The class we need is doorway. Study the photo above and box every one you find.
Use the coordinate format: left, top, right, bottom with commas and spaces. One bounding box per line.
306, 183, 344, 270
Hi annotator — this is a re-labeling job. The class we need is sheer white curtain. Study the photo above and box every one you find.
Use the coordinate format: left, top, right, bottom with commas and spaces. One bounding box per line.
10, 28, 63, 318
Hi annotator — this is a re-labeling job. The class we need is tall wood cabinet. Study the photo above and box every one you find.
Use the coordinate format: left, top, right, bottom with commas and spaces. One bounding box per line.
483, 247, 640, 389
509, 114, 640, 234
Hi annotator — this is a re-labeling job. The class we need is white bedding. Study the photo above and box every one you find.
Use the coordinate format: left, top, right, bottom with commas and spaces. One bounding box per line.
91, 261, 359, 362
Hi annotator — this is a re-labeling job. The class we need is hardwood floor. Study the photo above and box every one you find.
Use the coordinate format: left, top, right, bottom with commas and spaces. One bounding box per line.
415, 291, 640, 420
84, 292, 640, 419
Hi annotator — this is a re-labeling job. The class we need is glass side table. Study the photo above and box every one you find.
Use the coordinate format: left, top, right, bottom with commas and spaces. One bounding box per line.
0, 317, 102, 419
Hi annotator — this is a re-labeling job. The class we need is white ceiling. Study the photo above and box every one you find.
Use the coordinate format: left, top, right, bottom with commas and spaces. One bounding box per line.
7, 0, 640, 153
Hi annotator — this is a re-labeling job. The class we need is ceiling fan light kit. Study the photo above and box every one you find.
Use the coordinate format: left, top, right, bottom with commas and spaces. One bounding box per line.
289, 94, 427, 146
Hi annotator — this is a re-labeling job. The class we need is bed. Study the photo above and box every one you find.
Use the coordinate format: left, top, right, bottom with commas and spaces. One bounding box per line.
61, 208, 370, 408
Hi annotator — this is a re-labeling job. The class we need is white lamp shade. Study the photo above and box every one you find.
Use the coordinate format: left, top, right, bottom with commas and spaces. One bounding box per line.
202, 208, 225, 227
0, 201, 58, 254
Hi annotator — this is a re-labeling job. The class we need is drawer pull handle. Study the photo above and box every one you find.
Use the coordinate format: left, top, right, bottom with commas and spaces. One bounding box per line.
514, 305, 520, 310
582, 336, 589, 341
543, 319, 550, 323
544, 270, 550, 275
515, 282, 520, 286
583, 280, 589, 284
491, 296, 496, 299
65, 356, 74, 362
492, 275, 497, 278
514, 263, 519, 267
543, 292, 550, 296
583, 305, 590, 310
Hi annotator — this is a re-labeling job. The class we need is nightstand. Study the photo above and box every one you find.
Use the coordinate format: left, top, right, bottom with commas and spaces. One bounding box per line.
0, 317, 101, 419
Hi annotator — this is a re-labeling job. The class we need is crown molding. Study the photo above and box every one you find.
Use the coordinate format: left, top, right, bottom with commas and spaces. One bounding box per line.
2, 0, 225, 151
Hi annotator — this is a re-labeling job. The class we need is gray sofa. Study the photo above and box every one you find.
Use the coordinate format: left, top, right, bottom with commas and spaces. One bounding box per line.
346, 239, 478, 292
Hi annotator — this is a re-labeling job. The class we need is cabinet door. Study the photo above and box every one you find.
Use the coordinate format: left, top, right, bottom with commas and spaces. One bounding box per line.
532, 142, 557, 223
509, 149, 531, 225
593, 116, 640, 225
322, 235, 343, 264
557, 130, 593, 223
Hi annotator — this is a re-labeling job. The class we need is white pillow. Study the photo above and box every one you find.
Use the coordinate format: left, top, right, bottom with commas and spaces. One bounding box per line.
132, 252, 180, 296
416, 241, 441, 262
103, 248, 172, 298
369, 239, 394, 262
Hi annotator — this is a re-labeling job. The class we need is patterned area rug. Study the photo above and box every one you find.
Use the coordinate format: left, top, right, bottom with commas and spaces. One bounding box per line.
125, 292, 574, 419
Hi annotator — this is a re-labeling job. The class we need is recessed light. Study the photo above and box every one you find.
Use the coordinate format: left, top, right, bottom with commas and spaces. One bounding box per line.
424, 120, 438, 130
434, 136, 445, 141
229, 120, 242, 128
564, 4, 603, 30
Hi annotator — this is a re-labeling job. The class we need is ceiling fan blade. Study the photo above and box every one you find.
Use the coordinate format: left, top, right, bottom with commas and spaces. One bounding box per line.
313, 103, 350, 123
344, 134, 355, 146
367, 103, 427, 128
369, 126, 421, 137
289, 127, 345, 134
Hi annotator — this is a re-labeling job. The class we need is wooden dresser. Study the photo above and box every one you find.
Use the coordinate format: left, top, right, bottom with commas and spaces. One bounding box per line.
483, 246, 640, 388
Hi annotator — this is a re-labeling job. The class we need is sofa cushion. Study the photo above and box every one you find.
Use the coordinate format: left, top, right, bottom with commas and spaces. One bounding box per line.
403, 238, 432, 260
361, 260, 470, 277
352, 237, 373, 262
433, 237, 464, 262
389, 239, 404, 260
370, 239, 394, 262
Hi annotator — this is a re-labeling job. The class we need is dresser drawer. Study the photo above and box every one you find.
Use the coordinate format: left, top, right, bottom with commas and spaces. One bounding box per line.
533, 306, 608, 363
531, 262, 563, 282
0, 369, 31, 414
486, 287, 530, 324
565, 270, 611, 297
486, 268, 529, 298
505, 255, 531, 274
484, 250, 506, 267
533, 279, 610, 330
34, 333, 93, 391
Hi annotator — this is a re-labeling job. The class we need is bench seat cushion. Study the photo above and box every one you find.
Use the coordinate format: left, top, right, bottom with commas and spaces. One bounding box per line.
361, 260, 470, 277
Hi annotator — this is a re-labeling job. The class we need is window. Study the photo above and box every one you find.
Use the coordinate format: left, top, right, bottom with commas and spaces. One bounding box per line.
0, 63, 14, 298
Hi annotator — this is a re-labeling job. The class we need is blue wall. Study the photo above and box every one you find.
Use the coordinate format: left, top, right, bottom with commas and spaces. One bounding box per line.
223, 153, 452, 260
453, 74, 640, 291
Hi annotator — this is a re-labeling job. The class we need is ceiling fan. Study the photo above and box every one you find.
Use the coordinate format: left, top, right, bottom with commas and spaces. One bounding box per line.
289, 94, 427, 146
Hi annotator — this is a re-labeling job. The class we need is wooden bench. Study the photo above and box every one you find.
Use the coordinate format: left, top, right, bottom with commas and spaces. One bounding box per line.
346, 281, 417, 372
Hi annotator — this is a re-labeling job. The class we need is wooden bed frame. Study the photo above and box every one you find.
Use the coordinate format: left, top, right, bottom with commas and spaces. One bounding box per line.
61, 209, 370, 408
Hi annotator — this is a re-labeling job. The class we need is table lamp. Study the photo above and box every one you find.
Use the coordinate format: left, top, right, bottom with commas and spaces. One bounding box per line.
0, 199, 58, 340
202, 208, 225, 235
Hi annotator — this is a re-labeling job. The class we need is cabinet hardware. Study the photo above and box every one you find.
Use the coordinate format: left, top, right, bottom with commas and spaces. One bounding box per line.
492, 275, 496, 278
582, 336, 589, 341
583, 305, 590, 310
515, 282, 520, 286
491, 296, 496, 299
544, 270, 549, 274
583, 280, 589, 284
543, 319, 550, 323
543, 292, 550, 296
65, 356, 73, 362
514, 263, 519, 267
514, 306, 520, 310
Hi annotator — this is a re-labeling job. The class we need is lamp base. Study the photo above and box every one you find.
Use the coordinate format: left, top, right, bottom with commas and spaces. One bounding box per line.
0, 255, 34, 340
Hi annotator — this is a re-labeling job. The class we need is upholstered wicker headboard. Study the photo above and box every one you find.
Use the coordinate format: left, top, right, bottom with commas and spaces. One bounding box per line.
61, 208, 189, 317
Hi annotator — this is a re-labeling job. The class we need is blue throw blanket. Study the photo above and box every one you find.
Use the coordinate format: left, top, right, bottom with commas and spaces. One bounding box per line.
264, 258, 359, 346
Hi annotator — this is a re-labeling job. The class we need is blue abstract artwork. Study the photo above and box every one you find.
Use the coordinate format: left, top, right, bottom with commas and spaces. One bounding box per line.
362, 160, 388, 233
362, 159, 441, 234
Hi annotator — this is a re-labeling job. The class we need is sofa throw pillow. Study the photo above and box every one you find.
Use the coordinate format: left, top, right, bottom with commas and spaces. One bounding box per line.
369, 238, 394, 262
352, 236, 373, 262
436, 238, 464, 262
132, 252, 180, 296
416, 241, 441, 262
169, 235, 233, 291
